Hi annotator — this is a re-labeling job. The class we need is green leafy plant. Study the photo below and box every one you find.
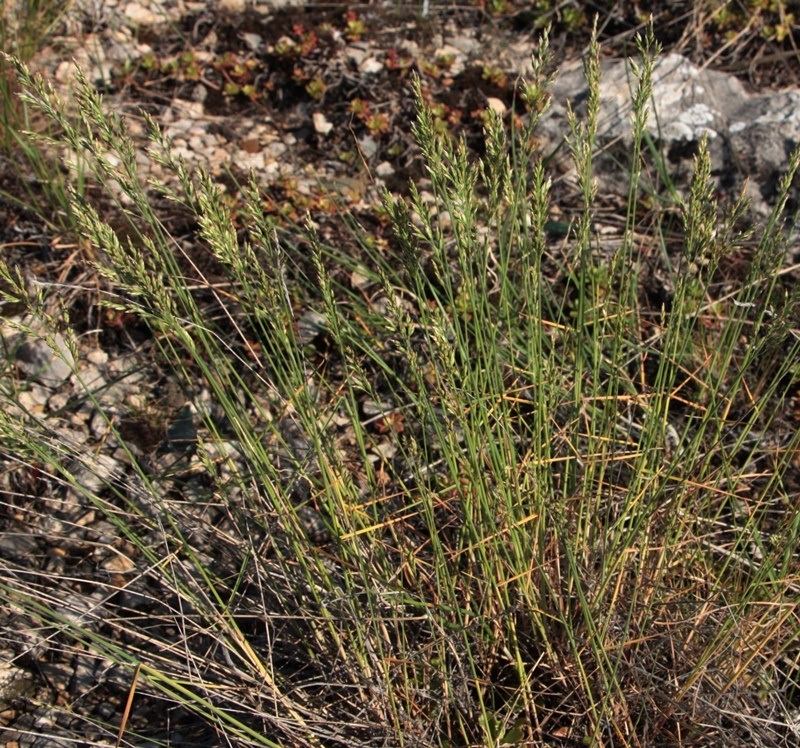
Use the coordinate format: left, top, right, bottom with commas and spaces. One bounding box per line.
480, 0, 511, 16
709, 0, 798, 42
481, 63, 508, 88
163, 50, 201, 81
349, 97, 390, 136
305, 74, 327, 100
365, 112, 389, 134
293, 24, 319, 56
344, 10, 366, 41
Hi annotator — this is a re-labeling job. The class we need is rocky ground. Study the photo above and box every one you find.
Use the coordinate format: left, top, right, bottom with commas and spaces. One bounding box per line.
3, 1, 800, 746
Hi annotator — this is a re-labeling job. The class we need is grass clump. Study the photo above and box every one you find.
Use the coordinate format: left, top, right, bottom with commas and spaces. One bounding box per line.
0, 0, 84, 230
2, 23, 800, 747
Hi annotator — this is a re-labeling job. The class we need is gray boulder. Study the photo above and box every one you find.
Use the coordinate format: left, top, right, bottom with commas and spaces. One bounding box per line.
539, 52, 800, 217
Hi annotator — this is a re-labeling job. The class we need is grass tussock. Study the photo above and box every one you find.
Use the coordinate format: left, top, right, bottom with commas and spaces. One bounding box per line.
0, 0, 83, 229
2, 21, 800, 748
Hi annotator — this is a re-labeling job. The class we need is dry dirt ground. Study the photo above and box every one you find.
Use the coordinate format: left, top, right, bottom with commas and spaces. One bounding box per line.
3, 1, 800, 746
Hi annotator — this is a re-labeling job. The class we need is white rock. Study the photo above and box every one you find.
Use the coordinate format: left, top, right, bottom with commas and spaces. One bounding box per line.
486, 97, 506, 116
17, 387, 49, 413
48, 392, 71, 412
56, 590, 108, 629
372, 441, 398, 460
419, 190, 436, 205
266, 140, 287, 157
447, 33, 480, 56
313, 112, 334, 135
359, 135, 378, 159
346, 44, 368, 66
124, 2, 156, 25
188, 134, 206, 151
98, 551, 136, 575
240, 151, 266, 170
399, 39, 420, 57
90, 409, 109, 440
16, 334, 75, 387
105, 40, 151, 63
0, 658, 34, 704
360, 57, 384, 75
435, 44, 467, 76
241, 32, 263, 52
88, 350, 108, 369
375, 161, 395, 178
350, 266, 372, 289
72, 453, 122, 495
0, 533, 39, 560
220, 0, 247, 12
